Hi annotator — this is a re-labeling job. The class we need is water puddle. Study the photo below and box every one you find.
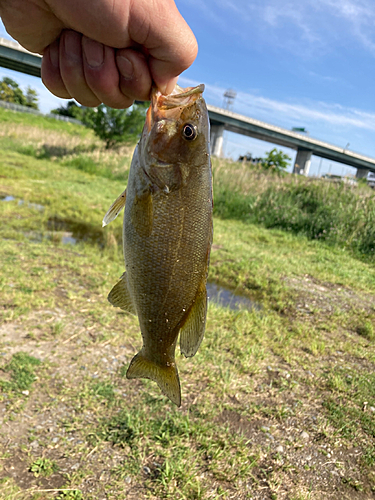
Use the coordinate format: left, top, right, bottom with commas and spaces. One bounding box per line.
0, 195, 44, 211
207, 282, 260, 311
17, 199, 45, 211
61, 232, 77, 245
47, 217, 104, 246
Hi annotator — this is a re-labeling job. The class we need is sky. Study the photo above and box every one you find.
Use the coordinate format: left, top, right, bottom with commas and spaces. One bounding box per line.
1, 0, 375, 176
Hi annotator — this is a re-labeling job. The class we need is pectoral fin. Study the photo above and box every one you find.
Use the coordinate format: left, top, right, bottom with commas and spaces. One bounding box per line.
102, 189, 126, 227
108, 273, 136, 314
131, 191, 153, 237
179, 281, 208, 358
126, 351, 181, 406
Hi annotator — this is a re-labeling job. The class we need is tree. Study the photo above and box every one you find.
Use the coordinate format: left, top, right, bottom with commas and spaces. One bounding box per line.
0, 78, 39, 109
25, 86, 39, 110
261, 148, 291, 172
81, 102, 149, 148
0, 77, 26, 105
51, 100, 82, 119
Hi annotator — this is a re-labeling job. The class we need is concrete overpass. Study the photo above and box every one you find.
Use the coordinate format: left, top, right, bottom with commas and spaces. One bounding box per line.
208, 104, 375, 177
0, 37, 41, 77
1, 37, 375, 177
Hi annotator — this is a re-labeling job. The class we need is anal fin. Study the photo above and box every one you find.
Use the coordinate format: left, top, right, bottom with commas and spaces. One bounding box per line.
102, 189, 126, 227
179, 280, 207, 358
108, 272, 136, 314
127, 351, 181, 406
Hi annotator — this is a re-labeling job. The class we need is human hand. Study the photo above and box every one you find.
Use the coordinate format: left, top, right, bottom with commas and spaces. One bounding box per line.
0, 0, 197, 107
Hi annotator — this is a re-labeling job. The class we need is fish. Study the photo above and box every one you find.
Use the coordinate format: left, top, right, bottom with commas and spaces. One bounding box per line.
103, 84, 213, 406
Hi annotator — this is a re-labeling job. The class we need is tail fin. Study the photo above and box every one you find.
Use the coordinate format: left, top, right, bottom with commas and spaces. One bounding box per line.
126, 351, 181, 406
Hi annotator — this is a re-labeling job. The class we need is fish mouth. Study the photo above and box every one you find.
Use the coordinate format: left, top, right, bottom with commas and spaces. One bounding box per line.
155, 84, 205, 110
144, 84, 205, 132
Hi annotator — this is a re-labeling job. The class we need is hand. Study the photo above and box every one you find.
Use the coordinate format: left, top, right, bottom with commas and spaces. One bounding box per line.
0, 0, 198, 107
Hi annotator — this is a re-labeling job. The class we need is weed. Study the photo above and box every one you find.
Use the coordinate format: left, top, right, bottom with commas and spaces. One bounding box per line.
356, 321, 375, 341
0, 352, 41, 394
56, 490, 83, 500
29, 457, 58, 477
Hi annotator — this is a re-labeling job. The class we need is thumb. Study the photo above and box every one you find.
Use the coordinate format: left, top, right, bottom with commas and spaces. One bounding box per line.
130, 0, 198, 94
149, 31, 198, 94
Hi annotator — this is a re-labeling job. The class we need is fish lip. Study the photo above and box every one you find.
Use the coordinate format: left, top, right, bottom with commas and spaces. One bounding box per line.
155, 84, 205, 109
151, 84, 205, 120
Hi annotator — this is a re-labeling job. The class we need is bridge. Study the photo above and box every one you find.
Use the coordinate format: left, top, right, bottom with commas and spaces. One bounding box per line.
0, 37, 41, 77
1, 37, 375, 177
208, 104, 375, 177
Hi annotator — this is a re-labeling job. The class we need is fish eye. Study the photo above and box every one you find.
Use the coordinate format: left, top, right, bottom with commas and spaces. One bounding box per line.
182, 123, 197, 141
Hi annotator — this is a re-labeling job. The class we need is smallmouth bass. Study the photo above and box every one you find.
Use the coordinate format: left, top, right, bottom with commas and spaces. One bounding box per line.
103, 84, 213, 406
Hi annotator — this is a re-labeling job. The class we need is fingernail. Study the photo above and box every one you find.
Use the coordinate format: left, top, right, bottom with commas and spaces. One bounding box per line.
158, 77, 178, 95
83, 37, 104, 68
117, 56, 134, 80
49, 40, 59, 68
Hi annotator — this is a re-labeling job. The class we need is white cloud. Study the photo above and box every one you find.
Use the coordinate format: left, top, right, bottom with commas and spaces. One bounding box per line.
179, 75, 375, 138
192, 0, 375, 57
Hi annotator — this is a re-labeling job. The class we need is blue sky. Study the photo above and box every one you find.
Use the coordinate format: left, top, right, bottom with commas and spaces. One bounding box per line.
1, 0, 375, 176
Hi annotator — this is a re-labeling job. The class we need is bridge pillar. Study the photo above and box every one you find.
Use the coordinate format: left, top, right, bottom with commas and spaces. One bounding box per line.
293, 148, 312, 175
356, 168, 370, 179
210, 124, 225, 157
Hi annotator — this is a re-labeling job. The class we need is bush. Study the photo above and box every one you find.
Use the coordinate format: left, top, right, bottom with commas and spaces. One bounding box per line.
212, 161, 375, 260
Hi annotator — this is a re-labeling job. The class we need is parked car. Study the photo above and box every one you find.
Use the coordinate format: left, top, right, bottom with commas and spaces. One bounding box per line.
367, 172, 375, 189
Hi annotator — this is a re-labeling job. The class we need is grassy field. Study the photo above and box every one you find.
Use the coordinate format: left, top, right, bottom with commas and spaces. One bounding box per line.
0, 107, 374, 499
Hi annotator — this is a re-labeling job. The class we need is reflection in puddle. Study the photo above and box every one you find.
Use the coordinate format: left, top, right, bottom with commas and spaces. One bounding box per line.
17, 199, 45, 211
21, 217, 106, 248
207, 282, 260, 311
0, 195, 44, 211
61, 232, 77, 245
23, 230, 78, 245
47, 217, 104, 247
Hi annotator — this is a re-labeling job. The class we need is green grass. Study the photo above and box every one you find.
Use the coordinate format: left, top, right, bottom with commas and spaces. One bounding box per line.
29, 458, 59, 478
0, 352, 41, 394
0, 106, 90, 136
213, 159, 375, 261
0, 108, 374, 499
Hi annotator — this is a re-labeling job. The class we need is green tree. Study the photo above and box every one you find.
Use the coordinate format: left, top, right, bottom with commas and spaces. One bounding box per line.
261, 148, 291, 172
51, 100, 82, 119
82, 102, 149, 149
0, 78, 39, 109
0, 77, 26, 105
25, 86, 39, 110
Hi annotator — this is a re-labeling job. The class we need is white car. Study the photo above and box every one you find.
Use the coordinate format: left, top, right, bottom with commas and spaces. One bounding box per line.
367, 172, 375, 189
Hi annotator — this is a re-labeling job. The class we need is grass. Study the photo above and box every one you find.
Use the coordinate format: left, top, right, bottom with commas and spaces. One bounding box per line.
0, 352, 42, 394
30, 458, 59, 478
0, 108, 374, 499
213, 159, 375, 261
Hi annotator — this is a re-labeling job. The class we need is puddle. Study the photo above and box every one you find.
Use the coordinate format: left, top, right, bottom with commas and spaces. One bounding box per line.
61, 232, 77, 245
23, 230, 78, 246
18, 218, 107, 247
0, 195, 44, 211
47, 217, 105, 247
17, 199, 45, 211
207, 282, 260, 311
